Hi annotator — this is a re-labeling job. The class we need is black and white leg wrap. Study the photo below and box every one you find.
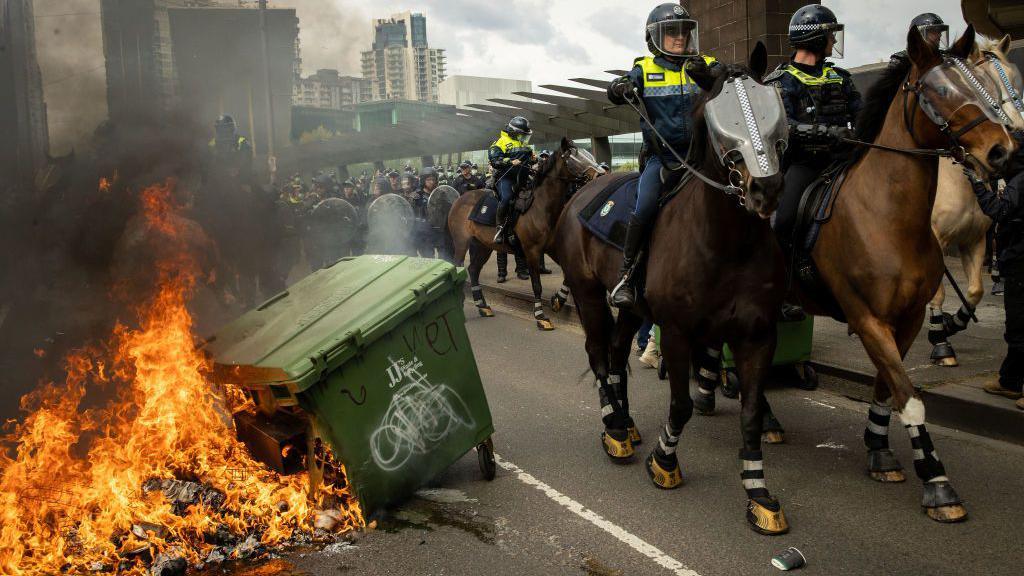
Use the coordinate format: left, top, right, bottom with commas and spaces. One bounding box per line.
609, 372, 629, 414
906, 423, 948, 483
533, 301, 545, 319
927, 308, 948, 346
945, 305, 973, 336
471, 285, 485, 308
598, 378, 625, 428
655, 424, 681, 460
740, 450, 769, 499
863, 401, 892, 451
556, 285, 569, 302
694, 347, 721, 393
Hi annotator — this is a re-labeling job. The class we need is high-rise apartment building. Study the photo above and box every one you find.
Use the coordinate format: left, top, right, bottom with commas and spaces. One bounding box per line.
360, 12, 446, 103
293, 69, 369, 109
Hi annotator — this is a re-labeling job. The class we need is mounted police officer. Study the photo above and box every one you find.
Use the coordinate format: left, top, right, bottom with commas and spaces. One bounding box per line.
452, 161, 484, 195
889, 13, 949, 69
491, 116, 535, 244
606, 3, 717, 308
767, 5, 862, 265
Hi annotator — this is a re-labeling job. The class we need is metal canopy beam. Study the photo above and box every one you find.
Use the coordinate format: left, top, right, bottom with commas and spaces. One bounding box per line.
513, 91, 631, 132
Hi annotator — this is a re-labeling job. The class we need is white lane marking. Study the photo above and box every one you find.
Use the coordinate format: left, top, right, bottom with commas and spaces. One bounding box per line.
803, 397, 836, 410
494, 454, 701, 576
815, 442, 847, 450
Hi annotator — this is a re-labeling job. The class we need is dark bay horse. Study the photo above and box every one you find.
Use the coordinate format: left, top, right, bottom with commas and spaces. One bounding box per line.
447, 137, 603, 330
555, 43, 794, 534
794, 26, 1016, 523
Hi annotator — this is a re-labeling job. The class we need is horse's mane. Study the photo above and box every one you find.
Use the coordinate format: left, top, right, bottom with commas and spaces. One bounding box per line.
851, 58, 912, 161
688, 63, 752, 170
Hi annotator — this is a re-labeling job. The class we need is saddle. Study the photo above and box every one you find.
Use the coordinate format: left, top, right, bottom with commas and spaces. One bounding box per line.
790, 159, 855, 321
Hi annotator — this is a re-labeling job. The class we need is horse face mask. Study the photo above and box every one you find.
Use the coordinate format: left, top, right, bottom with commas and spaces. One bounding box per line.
704, 75, 789, 179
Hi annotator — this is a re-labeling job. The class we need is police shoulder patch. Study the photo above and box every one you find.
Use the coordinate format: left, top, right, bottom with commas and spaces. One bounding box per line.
599, 200, 615, 217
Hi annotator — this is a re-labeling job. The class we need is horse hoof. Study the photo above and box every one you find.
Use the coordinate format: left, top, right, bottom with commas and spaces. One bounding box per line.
478, 306, 494, 318
602, 429, 634, 461
762, 430, 785, 444
550, 297, 565, 312
746, 497, 789, 536
627, 425, 642, 445
645, 453, 682, 489
867, 449, 906, 482
925, 504, 968, 523
935, 356, 959, 367
536, 319, 555, 331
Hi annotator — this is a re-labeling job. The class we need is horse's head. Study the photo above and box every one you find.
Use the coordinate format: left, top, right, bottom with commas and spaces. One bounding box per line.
977, 35, 1024, 132
905, 24, 1018, 175
688, 42, 786, 219
540, 137, 606, 187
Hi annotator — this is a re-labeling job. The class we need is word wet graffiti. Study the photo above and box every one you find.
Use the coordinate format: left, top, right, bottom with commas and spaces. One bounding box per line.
370, 356, 475, 472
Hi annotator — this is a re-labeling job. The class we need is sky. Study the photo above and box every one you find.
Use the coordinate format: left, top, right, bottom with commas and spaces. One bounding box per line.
34, 0, 977, 153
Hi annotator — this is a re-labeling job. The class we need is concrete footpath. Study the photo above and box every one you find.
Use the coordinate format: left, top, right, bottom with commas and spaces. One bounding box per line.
470, 255, 1024, 446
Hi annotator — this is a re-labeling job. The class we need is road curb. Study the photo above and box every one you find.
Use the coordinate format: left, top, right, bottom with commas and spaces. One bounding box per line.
472, 281, 1024, 447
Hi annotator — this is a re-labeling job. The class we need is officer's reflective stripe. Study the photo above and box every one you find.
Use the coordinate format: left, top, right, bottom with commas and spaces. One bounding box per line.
634, 55, 716, 92
783, 65, 844, 86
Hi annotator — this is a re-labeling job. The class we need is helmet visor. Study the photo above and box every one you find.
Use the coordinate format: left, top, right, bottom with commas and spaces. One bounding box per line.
825, 24, 845, 59
917, 24, 949, 51
520, 134, 532, 145
648, 20, 699, 57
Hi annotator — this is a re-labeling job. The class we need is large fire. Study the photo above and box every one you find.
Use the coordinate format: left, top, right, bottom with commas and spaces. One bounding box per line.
0, 180, 362, 575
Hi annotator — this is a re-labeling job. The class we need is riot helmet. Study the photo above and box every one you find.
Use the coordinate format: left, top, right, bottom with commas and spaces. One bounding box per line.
214, 114, 237, 146
505, 116, 533, 144
911, 13, 949, 51
789, 4, 845, 59
646, 4, 699, 59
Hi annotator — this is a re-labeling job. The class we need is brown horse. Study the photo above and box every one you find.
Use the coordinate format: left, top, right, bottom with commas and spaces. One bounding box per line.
795, 26, 1016, 523
555, 43, 794, 534
447, 137, 603, 330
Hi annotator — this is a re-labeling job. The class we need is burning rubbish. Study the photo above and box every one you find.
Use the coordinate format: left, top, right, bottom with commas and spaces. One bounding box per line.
0, 180, 362, 575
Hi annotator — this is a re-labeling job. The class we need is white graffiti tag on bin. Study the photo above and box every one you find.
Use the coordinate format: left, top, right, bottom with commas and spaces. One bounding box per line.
370, 356, 476, 472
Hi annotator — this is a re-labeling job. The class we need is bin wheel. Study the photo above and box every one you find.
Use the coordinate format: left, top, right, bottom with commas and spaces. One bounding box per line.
796, 363, 819, 391
657, 357, 667, 380
720, 370, 740, 399
477, 438, 496, 481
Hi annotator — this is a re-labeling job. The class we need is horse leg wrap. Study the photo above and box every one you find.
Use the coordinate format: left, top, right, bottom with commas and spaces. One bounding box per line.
863, 401, 892, 450
695, 347, 722, 391
533, 301, 545, 319
646, 424, 683, 489
927, 309, 948, 346
943, 305, 973, 336
598, 378, 626, 429
610, 372, 640, 444
740, 450, 769, 499
654, 424, 681, 461
471, 285, 486, 308
556, 285, 569, 303
906, 423, 948, 484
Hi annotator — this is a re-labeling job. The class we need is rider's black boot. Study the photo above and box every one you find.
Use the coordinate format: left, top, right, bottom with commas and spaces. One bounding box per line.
493, 204, 509, 244
610, 215, 645, 309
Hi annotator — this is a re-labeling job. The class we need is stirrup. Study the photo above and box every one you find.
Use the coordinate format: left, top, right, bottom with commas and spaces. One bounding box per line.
493, 226, 505, 244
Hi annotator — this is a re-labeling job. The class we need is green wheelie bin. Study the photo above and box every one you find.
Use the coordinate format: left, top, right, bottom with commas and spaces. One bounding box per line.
205, 255, 496, 514
653, 317, 817, 393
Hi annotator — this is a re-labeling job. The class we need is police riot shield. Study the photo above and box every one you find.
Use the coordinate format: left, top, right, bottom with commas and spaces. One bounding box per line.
366, 193, 414, 255
309, 197, 359, 244
426, 185, 459, 229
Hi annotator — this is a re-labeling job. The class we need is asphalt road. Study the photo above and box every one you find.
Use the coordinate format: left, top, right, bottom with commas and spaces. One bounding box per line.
236, 303, 1024, 576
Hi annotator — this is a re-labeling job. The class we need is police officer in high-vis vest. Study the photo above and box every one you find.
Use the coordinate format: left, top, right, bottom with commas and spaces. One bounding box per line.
767, 5, 862, 258
606, 3, 717, 308
490, 116, 535, 244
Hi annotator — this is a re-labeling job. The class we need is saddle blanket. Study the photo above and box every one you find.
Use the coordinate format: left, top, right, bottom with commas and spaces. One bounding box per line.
577, 173, 641, 251
469, 192, 498, 226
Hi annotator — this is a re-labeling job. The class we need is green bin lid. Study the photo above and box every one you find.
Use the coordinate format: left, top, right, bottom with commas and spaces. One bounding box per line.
204, 256, 467, 392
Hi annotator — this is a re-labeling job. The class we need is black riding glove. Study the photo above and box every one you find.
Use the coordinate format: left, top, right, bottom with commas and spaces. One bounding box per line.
608, 77, 637, 104
826, 126, 854, 142
794, 124, 828, 140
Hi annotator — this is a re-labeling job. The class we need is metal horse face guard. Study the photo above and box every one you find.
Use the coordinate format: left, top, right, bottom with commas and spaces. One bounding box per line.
561, 146, 604, 181
704, 75, 789, 180
979, 52, 1024, 129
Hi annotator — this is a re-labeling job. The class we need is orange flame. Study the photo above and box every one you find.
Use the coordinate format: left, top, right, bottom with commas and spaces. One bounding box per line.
0, 180, 362, 575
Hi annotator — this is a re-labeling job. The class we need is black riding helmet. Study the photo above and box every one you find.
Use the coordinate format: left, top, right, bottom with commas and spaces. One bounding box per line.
505, 116, 533, 142
788, 4, 845, 59
646, 3, 699, 60
911, 13, 949, 50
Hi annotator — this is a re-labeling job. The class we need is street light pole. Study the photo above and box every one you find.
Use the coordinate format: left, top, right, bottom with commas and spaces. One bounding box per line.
258, 0, 277, 184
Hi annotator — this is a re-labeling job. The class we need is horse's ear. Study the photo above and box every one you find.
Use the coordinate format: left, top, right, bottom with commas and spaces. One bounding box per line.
950, 24, 976, 59
749, 41, 768, 80
560, 136, 574, 152
907, 23, 941, 70
997, 34, 1012, 56
686, 58, 717, 92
